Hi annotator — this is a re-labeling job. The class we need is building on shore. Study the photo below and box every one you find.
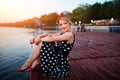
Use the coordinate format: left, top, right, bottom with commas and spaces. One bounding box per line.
92, 18, 119, 26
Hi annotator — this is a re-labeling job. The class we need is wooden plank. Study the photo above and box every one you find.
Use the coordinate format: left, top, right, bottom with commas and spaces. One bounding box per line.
30, 32, 120, 80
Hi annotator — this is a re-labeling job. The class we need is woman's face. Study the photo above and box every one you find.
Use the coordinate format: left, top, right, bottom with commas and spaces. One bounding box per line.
59, 19, 71, 32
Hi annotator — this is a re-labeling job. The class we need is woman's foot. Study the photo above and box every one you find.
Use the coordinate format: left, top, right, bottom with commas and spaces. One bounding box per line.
27, 59, 41, 72
18, 67, 28, 72
18, 60, 32, 72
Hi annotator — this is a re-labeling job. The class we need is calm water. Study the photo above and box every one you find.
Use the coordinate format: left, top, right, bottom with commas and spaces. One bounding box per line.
0, 27, 46, 80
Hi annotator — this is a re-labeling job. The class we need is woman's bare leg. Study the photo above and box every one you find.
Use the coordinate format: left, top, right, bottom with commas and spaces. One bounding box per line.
31, 58, 40, 68
19, 43, 41, 71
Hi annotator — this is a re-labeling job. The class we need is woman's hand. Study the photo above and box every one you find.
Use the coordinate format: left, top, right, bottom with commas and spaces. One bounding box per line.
34, 36, 41, 45
29, 38, 35, 44
34, 33, 49, 45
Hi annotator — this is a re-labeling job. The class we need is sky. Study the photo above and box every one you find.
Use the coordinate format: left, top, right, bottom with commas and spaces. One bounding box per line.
0, 0, 112, 23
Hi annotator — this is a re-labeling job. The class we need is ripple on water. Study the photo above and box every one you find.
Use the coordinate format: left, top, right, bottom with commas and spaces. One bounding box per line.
0, 27, 34, 80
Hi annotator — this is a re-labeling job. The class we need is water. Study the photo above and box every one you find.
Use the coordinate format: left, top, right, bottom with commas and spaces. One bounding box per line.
0, 27, 40, 80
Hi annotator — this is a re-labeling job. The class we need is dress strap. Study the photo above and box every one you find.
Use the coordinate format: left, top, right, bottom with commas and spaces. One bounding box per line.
60, 32, 64, 35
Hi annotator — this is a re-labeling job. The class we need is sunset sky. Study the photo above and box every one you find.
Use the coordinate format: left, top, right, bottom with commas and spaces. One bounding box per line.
0, 0, 112, 23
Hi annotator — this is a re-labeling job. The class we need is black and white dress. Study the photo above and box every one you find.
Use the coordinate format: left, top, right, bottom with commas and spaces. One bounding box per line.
40, 32, 75, 78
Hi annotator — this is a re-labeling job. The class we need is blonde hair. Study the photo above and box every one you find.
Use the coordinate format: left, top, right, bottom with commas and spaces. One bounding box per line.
59, 15, 73, 25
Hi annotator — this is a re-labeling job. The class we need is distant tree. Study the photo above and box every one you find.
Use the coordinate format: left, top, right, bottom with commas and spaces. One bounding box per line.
113, 0, 120, 20
47, 12, 58, 26
40, 12, 58, 26
106, 2, 114, 19
40, 14, 48, 24
71, 7, 85, 23
88, 2, 101, 20
99, 1, 114, 19
81, 4, 91, 23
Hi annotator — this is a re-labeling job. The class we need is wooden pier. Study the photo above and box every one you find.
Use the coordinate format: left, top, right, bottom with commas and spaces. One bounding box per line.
30, 32, 120, 80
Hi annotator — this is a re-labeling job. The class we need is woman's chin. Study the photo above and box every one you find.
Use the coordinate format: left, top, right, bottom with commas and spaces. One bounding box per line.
64, 29, 70, 32
62, 30, 66, 32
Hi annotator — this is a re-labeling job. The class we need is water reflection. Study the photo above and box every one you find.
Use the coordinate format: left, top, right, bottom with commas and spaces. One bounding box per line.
0, 26, 59, 80
0, 27, 35, 80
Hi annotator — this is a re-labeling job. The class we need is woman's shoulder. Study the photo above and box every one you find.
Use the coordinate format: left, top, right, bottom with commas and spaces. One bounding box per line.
64, 32, 74, 37
63, 32, 74, 44
61, 32, 74, 41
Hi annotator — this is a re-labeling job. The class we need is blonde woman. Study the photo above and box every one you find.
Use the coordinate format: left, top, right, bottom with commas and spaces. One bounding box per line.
18, 12, 75, 78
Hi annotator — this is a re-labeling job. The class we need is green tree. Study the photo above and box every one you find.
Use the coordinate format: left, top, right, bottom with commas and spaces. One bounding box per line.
82, 4, 91, 23
113, 0, 120, 20
40, 14, 48, 24
71, 7, 85, 23
99, 1, 114, 19
88, 3, 101, 20
40, 12, 58, 26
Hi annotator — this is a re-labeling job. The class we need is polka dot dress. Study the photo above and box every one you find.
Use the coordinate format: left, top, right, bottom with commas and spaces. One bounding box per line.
40, 33, 75, 78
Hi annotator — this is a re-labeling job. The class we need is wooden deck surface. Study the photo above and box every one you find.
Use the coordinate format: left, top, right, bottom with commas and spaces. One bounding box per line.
30, 32, 120, 80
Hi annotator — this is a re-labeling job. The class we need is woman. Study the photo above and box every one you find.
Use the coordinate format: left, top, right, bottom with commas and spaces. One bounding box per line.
18, 13, 75, 78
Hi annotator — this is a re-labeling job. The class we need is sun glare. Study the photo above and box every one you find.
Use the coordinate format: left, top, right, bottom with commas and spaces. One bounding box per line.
0, 0, 17, 10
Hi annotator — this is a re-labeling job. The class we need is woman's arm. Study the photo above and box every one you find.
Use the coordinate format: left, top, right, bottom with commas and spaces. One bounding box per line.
48, 33, 60, 36
33, 33, 49, 45
36, 32, 60, 39
41, 32, 73, 43
34, 32, 60, 44
38, 33, 49, 38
